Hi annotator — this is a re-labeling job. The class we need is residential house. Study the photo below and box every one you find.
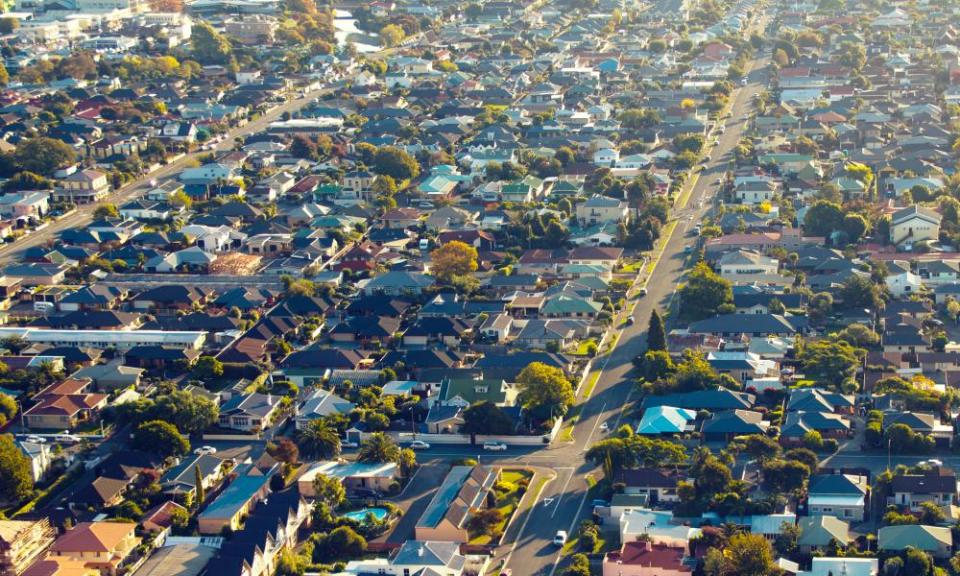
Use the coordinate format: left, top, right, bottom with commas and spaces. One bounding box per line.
295, 389, 355, 430
890, 467, 958, 512
797, 516, 850, 553
218, 393, 283, 433
23, 378, 108, 430
414, 466, 500, 543
576, 195, 628, 226
159, 454, 224, 501
0, 519, 56, 576
878, 525, 953, 558
807, 474, 870, 521
46, 522, 139, 576
337, 541, 468, 576
54, 170, 110, 205
298, 460, 399, 498
197, 473, 272, 535
890, 205, 942, 247
614, 468, 681, 504
602, 542, 691, 576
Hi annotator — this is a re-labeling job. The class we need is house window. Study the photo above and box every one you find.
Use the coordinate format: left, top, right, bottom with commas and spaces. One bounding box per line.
234, 417, 250, 427
474, 386, 488, 394
844, 509, 852, 517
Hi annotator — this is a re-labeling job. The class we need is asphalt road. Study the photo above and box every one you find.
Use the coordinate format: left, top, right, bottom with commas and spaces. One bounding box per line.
495, 36, 773, 576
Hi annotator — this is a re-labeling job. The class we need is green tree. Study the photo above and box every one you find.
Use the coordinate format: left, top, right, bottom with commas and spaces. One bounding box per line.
312, 473, 346, 509
726, 533, 775, 576
193, 355, 223, 379
0, 18, 19, 34
647, 309, 667, 351
842, 213, 870, 244
802, 200, 844, 238
194, 464, 206, 504
133, 420, 189, 458
679, 262, 733, 320
430, 241, 478, 282
379, 24, 405, 47
799, 338, 860, 389
296, 418, 341, 460
372, 146, 420, 181
839, 275, 882, 311
314, 526, 367, 560
903, 547, 933, 576
358, 432, 400, 463
15, 137, 76, 176
191, 20, 233, 65
564, 553, 591, 576
516, 362, 575, 420
762, 459, 811, 494
639, 349, 675, 381
462, 401, 515, 435
2, 171, 52, 192
0, 434, 32, 503
151, 390, 219, 434
0, 393, 16, 424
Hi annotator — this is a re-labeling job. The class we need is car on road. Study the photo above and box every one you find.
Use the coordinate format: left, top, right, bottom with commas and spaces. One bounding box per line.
639, 288, 648, 296
625, 316, 635, 326
715, 177, 723, 185
483, 441, 508, 451
553, 531, 568, 546
498, 570, 512, 576
54, 434, 81, 444
684, 246, 693, 254
599, 422, 609, 433
741, 77, 748, 85
194, 446, 217, 455
409, 440, 431, 450
25, 436, 45, 444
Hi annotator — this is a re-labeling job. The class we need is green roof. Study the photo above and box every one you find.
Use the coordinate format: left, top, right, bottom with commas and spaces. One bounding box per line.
541, 294, 603, 314
439, 378, 510, 405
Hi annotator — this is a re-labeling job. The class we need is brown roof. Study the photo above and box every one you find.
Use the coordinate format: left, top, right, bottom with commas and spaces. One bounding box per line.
50, 522, 135, 553
607, 542, 690, 571
141, 501, 187, 532
22, 557, 93, 576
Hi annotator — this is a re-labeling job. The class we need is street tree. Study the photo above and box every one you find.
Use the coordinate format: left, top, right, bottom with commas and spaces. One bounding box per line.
358, 432, 400, 463
516, 362, 576, 421
647, 309, 667, 351
679, 262, 733, 321
133, 420, 189, 458
0, 434, 32, 503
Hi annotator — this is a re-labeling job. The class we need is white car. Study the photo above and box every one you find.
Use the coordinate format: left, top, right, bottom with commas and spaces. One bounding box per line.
599, 422, 609, 433
194, 446, 217, 455
553, 530, 568, 546
25, 435, 45, 444
409, 440, 431, 450
341, 441, 359, 449
483, 442, 508, 451
54, 433, 81, 444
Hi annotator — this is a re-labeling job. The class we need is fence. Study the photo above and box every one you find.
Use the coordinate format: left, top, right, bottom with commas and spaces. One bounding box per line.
380, 417, 563, 447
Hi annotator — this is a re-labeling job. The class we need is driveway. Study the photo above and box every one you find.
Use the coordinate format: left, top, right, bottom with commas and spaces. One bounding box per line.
383, 459, 451, 545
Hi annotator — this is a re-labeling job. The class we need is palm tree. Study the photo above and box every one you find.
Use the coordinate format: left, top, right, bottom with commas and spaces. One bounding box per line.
358, 432, 400, 463
296, 419, 341, 460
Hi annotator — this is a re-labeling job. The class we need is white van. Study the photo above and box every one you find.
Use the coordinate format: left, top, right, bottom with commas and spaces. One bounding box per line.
33, 301, 55, 313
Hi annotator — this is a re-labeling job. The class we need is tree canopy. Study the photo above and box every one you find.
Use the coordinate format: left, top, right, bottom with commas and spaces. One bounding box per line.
516, 362, 576, 421
679, 262, 733, 321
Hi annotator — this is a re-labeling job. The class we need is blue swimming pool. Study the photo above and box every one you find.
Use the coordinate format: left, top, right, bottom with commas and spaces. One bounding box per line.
341, 507, 388, 523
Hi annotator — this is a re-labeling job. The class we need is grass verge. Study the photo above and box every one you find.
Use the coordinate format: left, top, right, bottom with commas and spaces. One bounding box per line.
468, 469, 533, 545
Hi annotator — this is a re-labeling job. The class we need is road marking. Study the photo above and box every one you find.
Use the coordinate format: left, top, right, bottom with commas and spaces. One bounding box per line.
612, 388, 635, 432
548, 476, 593, 576
551, 469, 575, 518
501, 471, 555, 570
580, 402, 607, 452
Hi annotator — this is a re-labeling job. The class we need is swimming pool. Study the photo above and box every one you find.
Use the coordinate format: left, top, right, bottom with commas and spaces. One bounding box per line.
341, 507, 388, 523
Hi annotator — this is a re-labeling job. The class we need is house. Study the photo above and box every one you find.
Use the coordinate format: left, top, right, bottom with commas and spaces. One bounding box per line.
23, 558, 97, 576
403, 317, 470, 348
878, 525, 953, 558
414, 466, 500, 543
197, 473, 272, 535
0, 519, 56, 576
18, 439, 53, 483
47, 522, 139, 576
700, 409, 769, 441
140, 501, 189, 534
602, 541, 691, 576
160, 454, 224, 500
54, 170, 110, 205
23, 378, 108, 430
635, 406, 696, 435
807, 474, 870, 521
218, 393, 283, 433
890, 467, 958, 512
798, 558, 878, 576
298, 460, 399, 497
717, 250, 780, 283
890, 205, 941, 247
576, 195, 628, 226
338, 541, 468, 576
797, 516, 850, 552
0, 191, 49, 221
619, 508, 701, 548
614, 468, 680, 504
361, 271, 435, 297
72, 361, 144, 391
59, 285, 127, 312
295, 389, 355, 430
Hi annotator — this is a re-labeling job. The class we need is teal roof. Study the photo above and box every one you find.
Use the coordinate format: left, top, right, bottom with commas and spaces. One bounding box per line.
541, 294, 603, 315
637, 405, 697, 434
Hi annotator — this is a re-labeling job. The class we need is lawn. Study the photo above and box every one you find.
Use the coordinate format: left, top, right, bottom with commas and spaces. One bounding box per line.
469, 469, 533, 545
574, 339, 598, 356
580, 371, 601, 399
558, 406, 582, 442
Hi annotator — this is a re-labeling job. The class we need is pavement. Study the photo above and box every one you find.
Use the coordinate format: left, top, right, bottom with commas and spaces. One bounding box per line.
491, 28, 774, 576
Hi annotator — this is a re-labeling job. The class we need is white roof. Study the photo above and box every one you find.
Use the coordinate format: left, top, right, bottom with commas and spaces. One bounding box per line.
800, 558, 878, 576
808, 495, 865, 507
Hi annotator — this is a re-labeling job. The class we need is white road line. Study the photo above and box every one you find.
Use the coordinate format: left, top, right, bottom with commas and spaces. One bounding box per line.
502, 472, 556, 569
550, 469, 576, 518
580, 402, 607, 452
612, 388, 635, 432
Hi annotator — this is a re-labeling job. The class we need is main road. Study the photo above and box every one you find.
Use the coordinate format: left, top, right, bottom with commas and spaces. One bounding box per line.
495, 38, 773, 576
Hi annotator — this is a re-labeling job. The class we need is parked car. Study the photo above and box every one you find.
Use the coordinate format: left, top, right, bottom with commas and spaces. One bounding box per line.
54, 434, 81, 444
483, 441, 508, 451
553, 531, 568, 546
409, 440, 431, 450
599, 422, 609, 433
194, 446, 217, 455
341, 441, 359, 449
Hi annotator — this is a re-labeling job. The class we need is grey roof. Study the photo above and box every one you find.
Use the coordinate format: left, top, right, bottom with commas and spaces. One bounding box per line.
393, 541, 465, 569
